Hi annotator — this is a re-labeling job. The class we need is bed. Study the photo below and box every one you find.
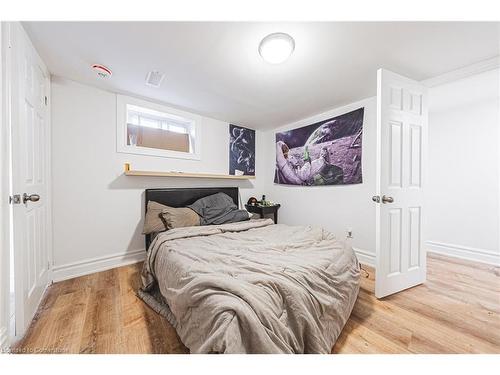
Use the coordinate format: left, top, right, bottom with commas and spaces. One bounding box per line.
138, 187, 360, 354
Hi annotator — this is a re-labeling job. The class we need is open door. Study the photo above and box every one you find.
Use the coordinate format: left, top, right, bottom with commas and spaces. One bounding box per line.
375, 68, 428, 298
9, 22, 51, 336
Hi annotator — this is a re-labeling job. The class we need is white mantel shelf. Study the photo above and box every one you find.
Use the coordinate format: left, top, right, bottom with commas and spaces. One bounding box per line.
123, 163, 255, 180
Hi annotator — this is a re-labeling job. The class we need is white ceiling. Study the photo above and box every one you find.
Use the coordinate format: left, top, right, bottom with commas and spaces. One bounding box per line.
23, 22, 499, 129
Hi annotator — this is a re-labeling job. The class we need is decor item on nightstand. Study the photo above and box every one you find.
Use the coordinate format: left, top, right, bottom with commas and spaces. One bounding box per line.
247, 197, 258, 206
229, 124, 255, 176
274, 107, 364, 186
245, 202, 280, 224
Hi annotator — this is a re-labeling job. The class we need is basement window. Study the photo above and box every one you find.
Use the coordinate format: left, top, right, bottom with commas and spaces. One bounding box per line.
117, 95, 201, 160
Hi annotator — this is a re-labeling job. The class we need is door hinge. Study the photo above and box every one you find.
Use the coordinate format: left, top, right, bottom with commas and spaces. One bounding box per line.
9, 194, 21, 204
47, 260, 51, 270
44, 96, 48, 106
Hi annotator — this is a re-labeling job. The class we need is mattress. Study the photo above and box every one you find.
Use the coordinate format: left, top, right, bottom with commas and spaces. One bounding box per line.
139, 219, 360, 353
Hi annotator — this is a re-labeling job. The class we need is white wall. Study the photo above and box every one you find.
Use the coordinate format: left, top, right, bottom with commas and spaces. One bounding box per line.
427, 69, 500, 264
258, 69, 500, 267
50, 77, 265, 281
261, 97, 377, 265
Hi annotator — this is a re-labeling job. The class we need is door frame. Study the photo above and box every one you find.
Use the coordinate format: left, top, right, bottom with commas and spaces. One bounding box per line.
0, 21, 12, 350
2, 21, 53, 343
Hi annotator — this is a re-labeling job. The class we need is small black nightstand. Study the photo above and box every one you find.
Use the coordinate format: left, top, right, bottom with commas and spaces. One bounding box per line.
245, 204, 281, 224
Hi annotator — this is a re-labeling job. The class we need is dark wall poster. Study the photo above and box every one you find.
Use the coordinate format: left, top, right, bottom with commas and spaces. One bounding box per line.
274, 108, 364, 186
229, 124, 255, 176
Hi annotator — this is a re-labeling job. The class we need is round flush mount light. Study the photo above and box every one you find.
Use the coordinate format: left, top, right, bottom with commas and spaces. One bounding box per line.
92, 64, 112, 78
258, 33, 295, 64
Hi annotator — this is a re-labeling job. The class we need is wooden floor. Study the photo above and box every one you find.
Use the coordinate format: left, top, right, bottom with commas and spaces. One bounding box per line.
14, 253, 500, 354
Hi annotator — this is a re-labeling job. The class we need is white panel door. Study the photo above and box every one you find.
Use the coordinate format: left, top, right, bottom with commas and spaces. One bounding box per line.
375, 68, 428, 298
9, 23, 50, 335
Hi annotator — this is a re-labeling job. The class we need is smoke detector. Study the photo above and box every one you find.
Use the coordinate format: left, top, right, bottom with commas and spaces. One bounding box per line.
92, 64, 112, 78
145, 70, 165, 88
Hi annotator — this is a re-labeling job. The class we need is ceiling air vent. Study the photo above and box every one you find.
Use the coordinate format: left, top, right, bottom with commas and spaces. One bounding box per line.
145, 71, 165, 88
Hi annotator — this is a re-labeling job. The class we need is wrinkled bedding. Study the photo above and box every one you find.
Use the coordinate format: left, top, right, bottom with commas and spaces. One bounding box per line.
139, 219, 360, 354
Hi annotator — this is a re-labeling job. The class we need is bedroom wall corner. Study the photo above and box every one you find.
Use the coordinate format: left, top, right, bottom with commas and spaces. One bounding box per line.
427, 68, 500, 265
50, 77, 266, 280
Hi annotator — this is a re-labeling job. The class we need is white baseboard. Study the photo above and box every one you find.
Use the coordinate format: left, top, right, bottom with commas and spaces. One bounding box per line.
48, 241, 497, 284
52, 248, 146, 282
353, 247, 376, 267
0, 326, 8, 350
427, 241, 500, 266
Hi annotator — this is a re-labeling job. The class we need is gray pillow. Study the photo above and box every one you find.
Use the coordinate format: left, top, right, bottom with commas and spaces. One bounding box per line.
188, 192, 250, 225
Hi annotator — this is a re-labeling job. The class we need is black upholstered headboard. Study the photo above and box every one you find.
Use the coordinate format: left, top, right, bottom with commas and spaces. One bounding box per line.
144, 187, 239, 249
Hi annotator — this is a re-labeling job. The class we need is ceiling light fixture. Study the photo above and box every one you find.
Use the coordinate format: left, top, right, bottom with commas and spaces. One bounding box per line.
258, 33, 295, 64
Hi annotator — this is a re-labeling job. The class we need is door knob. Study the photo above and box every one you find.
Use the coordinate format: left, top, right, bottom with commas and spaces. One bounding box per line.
23, 193, 40, 204
372, 195, 380, 203
381, 195, 394, 204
